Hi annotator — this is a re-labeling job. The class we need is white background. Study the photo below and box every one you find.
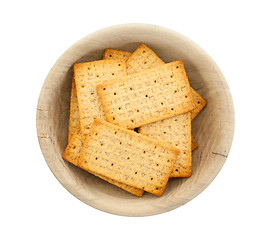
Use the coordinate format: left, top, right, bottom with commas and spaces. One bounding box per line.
1, 0, 270, 239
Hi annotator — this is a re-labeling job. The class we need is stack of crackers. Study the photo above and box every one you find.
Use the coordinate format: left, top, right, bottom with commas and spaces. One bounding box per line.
63, 44, 207, 197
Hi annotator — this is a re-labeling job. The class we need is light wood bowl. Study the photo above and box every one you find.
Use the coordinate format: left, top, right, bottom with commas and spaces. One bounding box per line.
36, 24, 234, 217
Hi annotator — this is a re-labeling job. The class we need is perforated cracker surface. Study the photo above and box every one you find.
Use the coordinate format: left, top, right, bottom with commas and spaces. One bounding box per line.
74, 59, 127, 141
97, 61, 196, 129
63, 125, 144, 196
126, 44, 164, 74
139, 113, 192, 177
78, 119, 179, 196
103, 49, 132, 61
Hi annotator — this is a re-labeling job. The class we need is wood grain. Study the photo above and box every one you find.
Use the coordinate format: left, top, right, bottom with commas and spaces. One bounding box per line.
36, 24, 234, 217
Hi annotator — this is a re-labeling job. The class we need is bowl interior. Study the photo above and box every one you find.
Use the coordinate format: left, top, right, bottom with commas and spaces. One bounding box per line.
37, 24, 234, 216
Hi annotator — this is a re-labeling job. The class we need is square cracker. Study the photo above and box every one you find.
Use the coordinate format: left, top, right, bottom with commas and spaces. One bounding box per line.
74, 59, 127, 141
68, 76, 80, 142
78, 119, 180, 196
97, 60, 196, 129
63, 124, 144, 197
103, 49, 132, 61
139, 113, 192, 177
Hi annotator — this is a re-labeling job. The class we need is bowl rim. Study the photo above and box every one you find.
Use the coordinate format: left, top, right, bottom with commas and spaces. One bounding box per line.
36, 23, 235, 217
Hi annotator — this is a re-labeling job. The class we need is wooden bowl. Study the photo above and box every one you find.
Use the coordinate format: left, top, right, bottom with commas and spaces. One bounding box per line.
36, 24, 234, 216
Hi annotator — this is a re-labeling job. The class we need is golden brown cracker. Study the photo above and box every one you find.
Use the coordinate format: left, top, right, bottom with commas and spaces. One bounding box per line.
63, 125, 144, 197
97, 61, 196, 129
78, 119, 179, 196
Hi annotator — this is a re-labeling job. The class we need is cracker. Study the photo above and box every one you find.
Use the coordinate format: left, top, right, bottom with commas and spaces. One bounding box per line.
125, 44, 206, 119
191, 134, 198, 151
68, 76, 80, 142
191, 88, 207, 120
78, 119, 180, 196
139, 113, 192, 177
97, 61, 196, 129
74, 59, 127, 141
103, 49, 132, 61
63, 124, 144, 197
126, 44, 164, 74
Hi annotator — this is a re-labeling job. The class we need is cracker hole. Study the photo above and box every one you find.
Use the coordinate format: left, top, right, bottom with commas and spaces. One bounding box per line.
113, 117, 115, 120
72, 146, 76, 149
175, 169, 179, 171
127, 157, 130, 160
119, 142, 122, 145
95, 157, 98, 160
198, 101, 201, 104
175, 144, 178, 147
91, 92, 94, 95
114, 92, 116, 95
143, 151, 146, 154
154, 146, 157, 149
100, 143, 103, 146
154, 80, 156, 83
176, 66, 179, 68
118, 107, 121, 110
167, 159, 170, 162
174, 119, 178, 121
131, 119, 134, 122
112, 73, 115, 75
103, 88, 106, 90
156, 163, 159, 166
145, 95, 148, 97
109, 54, 112, 57
143, 50, 146, 53
118, 63, 121, 66
170, 75, 173, 78
161, 102, 163, 105
111, 163, 114, 166
87, 67, 90, 70
171, 108, 174, 111
137, 109, 139, 112
151, 178, 153, 180
130, 87, 133, 90
185, 95, 188, 98
174, 90, 177, 93
156, 188, 158, 190
144, 61, 147, 64
114, 131, 117, 134
163, 132, 166, 134
81, 85, 84, 88
95, 133, 98, 136
96, 75, 99, 77
183, 151, 186, 155
135, 172, 137, 174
